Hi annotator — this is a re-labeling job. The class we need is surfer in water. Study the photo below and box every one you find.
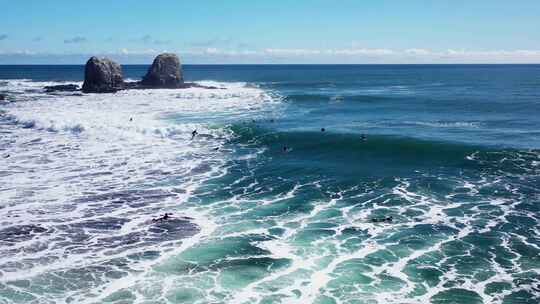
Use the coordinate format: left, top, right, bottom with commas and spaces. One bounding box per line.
191, 129, 198, 140
370, 216, 393, 223
153, 213, 173, 222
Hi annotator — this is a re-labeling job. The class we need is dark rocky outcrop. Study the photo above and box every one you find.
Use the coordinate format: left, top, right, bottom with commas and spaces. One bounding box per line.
40, 54, 221, 93
44, 84, 80, 93
141, 53, 183, 88
82, 57, 124, 93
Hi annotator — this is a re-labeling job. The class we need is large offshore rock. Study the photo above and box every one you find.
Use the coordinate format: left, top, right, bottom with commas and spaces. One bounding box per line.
82, 57, 124, 93
141, 53, 183, 88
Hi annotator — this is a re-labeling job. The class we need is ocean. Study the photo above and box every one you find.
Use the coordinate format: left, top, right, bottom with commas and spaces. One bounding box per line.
0, 64, 539, 304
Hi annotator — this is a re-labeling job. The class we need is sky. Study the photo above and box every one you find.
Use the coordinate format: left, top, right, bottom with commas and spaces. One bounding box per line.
1, 0, 540, 64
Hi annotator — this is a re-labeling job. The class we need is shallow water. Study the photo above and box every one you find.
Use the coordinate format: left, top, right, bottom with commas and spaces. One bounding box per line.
0, 65, 539, 303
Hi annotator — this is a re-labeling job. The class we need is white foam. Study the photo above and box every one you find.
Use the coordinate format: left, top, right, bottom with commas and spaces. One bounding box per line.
0, 79, 280, 302
1, 79, 537, 304
406, 121, 481, 128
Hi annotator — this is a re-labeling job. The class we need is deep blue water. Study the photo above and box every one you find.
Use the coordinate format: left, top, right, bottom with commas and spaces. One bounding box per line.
2, 64, 540, 148
0, 65, 539, 303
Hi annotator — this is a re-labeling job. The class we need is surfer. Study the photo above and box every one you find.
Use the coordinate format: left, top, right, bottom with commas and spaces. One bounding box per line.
370, 216, 393, 223
321, 128, 326, 132
191, 129, 198, 140
153, 213, 173, 222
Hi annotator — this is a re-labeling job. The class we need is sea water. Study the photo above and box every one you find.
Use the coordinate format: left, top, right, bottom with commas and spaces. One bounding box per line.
0, 65, 539, 303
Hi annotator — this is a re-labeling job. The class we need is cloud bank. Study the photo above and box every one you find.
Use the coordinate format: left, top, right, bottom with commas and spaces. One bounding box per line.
64, 36, 87, 44
1, 47, 540, 64
136, 35, 171, 45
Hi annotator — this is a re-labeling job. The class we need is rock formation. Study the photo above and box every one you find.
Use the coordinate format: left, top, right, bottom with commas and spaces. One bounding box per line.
44, 84, 79, 93
42, 54, 218, 94
141, 53, 183, 88
82, 57, 124, 93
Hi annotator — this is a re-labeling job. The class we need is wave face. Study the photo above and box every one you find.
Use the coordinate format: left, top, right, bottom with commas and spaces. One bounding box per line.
1, 65, 540, 304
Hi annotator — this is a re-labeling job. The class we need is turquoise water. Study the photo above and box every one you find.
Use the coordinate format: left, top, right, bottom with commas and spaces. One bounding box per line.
0, 65, 539, 303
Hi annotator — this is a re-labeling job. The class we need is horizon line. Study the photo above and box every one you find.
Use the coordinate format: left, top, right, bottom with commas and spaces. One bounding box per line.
1, 62, 540, 66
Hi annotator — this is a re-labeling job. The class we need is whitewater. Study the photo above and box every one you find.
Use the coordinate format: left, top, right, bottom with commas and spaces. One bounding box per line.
1, 64, 539, 304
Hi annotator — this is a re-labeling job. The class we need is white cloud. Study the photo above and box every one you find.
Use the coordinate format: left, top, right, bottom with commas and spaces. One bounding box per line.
328, 48, 395, 56
118, 48, 161, 55
0, 49, 37, 55
444, 49, 540, 58
64, 36, 87, 44
183, 48, 259, 56
405, 48, 431, 55
205, 47, 221, 54
2, 47, 540, 64
190, 37, 233, 47
264, 48, 322, 55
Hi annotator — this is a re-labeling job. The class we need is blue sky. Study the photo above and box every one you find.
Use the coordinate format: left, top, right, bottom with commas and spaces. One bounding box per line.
1, 0, 539, 64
